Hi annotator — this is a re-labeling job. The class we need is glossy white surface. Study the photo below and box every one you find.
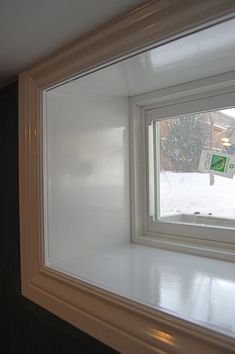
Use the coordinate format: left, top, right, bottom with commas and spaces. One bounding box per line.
43, 18, 235, 342
54, 19, 235, 97
50, 244, 235, 339
44, 91, 130, 263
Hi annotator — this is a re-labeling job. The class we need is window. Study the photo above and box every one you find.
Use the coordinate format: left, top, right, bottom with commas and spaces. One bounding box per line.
19, 2, 235, 353
131, 84, 235, 258
149, 109, 235, 229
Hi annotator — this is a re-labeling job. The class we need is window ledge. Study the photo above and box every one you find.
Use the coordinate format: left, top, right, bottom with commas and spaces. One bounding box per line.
19, 2, 235, 352
49, 244, 235, 346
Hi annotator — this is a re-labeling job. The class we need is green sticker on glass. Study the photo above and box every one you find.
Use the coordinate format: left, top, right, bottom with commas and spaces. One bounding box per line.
199, 149, 235, 178
210, 154, 227, 172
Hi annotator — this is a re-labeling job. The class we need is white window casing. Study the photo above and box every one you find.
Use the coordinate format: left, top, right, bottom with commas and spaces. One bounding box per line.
130, 72, 235, 261
19, 2, 235, 353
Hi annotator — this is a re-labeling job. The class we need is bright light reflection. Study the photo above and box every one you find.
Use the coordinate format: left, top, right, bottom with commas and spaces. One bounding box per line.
148, 328, 176, 347
220, 108, 235, 119
150, 19, 235, 68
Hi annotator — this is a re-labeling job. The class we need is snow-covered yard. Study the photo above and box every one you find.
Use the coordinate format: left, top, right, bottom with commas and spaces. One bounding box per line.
160, 172, 235, 220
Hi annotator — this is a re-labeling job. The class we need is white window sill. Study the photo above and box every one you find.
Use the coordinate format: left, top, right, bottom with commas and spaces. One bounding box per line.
49, 243, 235, 341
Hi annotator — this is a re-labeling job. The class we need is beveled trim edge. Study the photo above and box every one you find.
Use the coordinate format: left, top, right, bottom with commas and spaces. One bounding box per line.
26, 266, 235, 354
19, 1, 235, 353
24, 0, 235, 89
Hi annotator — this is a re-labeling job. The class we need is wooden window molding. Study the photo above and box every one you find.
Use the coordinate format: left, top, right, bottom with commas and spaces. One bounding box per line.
19, 1, 235, 353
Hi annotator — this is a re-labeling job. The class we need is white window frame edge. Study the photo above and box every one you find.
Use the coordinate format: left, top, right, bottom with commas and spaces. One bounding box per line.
19, 1, 235, 353
130, 70, 235, 262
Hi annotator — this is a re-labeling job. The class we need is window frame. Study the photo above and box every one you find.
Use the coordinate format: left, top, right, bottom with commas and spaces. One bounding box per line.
147, 98, 235, 236
130, 72, 235, 261
19, 1, 235, 353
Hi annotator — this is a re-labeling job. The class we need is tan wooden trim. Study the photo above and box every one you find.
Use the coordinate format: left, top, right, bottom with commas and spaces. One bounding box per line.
19, 1, 235, 353
27, 0, 235, 88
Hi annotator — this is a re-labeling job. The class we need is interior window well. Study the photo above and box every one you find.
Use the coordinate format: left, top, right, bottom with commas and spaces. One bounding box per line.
19, 3, 235, 353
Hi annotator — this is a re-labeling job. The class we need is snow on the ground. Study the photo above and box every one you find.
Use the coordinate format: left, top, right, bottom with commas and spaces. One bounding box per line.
160, 172, 235, 219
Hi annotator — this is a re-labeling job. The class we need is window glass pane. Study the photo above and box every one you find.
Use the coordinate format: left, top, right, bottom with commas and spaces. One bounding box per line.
155, 108, 235, 228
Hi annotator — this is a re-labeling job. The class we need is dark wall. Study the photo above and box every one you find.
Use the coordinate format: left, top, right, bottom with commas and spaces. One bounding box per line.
1, 82, 118, 354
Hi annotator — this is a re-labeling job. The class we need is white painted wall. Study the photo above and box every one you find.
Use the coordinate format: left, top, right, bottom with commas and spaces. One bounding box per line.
44, 91, 130, 264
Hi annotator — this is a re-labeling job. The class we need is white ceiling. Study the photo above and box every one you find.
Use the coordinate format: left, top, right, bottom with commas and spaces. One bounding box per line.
0, 0, 144, 89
